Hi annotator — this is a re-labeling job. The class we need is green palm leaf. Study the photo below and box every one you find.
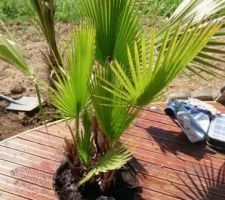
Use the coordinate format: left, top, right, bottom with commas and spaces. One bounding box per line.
81, 0, 141, 67
77, 144, 132, 187
90, 64, 140, 144
51, 26, 95, 118
158, 0, 225, 37
77, 110, 93, 167
169, 0, 225, 25
157, 0, 225, 77
0, 34, 31, 76
99, 19, 222, 107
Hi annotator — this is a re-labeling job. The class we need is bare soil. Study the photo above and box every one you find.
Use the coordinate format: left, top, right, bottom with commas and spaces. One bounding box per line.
0, 23, 224, 141
163, 72, 225, 101
0, 23, 73, 141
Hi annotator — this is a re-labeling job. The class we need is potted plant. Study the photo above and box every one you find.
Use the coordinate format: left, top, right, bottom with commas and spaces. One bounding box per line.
0, 0, 225, 199
50, 0, 225, 199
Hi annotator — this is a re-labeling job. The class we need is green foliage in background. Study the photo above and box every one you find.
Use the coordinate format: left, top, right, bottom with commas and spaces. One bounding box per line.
0, 0, 180, 23
140, 0, 182, 17
0, 0, 31, 23
0, 0, 81, 23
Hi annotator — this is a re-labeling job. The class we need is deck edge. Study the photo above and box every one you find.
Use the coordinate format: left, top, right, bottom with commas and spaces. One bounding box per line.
0, 119, 66, 145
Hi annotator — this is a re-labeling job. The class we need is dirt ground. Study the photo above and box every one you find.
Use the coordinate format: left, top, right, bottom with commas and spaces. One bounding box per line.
0, 23, 73, 141
0, 23, 225, 141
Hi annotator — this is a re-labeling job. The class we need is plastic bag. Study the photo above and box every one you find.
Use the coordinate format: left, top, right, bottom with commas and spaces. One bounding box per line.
167, 99, 212, 143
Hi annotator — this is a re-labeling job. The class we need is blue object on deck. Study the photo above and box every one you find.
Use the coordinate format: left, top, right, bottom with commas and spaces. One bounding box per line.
167, 99, 212, 143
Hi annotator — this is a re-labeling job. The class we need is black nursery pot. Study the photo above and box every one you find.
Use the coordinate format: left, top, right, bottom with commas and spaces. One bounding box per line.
53, 161, 141, 200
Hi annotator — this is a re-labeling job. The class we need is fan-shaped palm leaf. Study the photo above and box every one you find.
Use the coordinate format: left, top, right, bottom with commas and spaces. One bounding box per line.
77, 144, 132, 187
168, 0, 225, 25
157, 0, 225, 77
90, 64, 141, 144
157, 0, 225, 40
98, 19, 222, 107
51, 26, 95, 118
81, 0, 141, 67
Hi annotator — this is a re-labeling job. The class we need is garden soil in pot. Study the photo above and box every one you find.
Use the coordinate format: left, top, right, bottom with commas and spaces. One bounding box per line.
54, 161, 142, 200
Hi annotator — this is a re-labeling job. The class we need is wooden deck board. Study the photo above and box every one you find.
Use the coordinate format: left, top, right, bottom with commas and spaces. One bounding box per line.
0, 103, 225, 199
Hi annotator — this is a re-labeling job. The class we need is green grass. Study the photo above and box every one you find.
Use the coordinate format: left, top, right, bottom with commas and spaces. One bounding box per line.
0, 0, 81, 24
0, 0, 181, 24
0, 0, 30, 23
141, 0, 182, 17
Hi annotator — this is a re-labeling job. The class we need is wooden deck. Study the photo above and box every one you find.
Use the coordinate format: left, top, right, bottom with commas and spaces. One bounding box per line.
0, 103, 225, 200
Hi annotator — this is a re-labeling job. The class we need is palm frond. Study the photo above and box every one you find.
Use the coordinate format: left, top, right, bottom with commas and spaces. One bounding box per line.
51, 26, 95, 118
99, 19, 222, 107
158, 0, 225, 36
90, 64, 140, 144
81, 0, 141, 67
77, 110, 93, 167
0, 34, 31, 76
171, 0, 225, 23
157, 0, 225, 77
29, 0, 62, 66
77, 144, 132, 187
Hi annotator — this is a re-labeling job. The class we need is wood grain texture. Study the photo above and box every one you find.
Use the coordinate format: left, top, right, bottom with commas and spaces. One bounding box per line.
0, 103, 225, 199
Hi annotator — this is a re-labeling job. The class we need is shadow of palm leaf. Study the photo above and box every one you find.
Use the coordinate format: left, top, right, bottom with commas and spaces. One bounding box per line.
146, 126, 217, 161
175, 160, 225, 200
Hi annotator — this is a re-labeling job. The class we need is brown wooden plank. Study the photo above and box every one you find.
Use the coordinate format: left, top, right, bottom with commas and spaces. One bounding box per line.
0, 159, 53, 189
135, 117, 182, 132
132, 147, 224, 180
0, 146, 59, 174
122, 134, 225, 170
139, 189, 181, 200
37, 122, 71, 138
19, 131, 64, 150
1, 138, 64, 162
0, 174, 56, 200
0, 190, 29, 200
140, 110, 179, 127
133, 160, 225, 199
128, 125, 225, 161
138, 175, 225, 200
